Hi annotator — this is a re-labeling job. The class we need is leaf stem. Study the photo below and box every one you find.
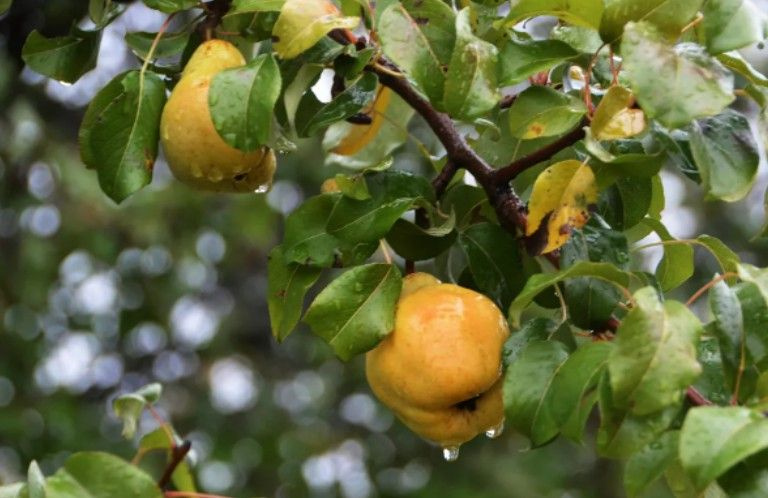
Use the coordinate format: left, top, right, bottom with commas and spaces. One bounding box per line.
685, 272, 738, 307
140, 14, 176, 78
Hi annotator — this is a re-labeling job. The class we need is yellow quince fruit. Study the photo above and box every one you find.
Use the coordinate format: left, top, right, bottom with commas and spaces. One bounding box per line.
160, 39, 275, 192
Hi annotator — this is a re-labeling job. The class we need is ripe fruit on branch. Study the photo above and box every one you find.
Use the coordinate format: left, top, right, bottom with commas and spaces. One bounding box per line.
160, 40, 275, 192
366, 272, 509, 447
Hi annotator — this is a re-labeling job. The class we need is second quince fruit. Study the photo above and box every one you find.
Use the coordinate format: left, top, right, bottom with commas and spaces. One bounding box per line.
366, 272, 509, 447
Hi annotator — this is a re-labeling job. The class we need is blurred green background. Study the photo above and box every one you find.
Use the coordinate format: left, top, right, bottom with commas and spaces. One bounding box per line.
1, 2, 767, 497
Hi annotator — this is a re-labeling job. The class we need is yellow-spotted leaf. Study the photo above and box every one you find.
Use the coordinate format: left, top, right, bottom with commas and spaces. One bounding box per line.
273, 0, 359, 59
526, 160, 598, 254
330, 86, 393, 156
591, 86, 646, 140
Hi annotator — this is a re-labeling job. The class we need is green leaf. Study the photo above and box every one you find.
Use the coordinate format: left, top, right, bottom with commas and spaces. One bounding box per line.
547, 341, 613, 442
597, 373, 680, 459
693, 337, 732, 406
267, 246, 322, 341
326, 170, 433, 243
136, 428, 196, 492
0, 0, 11, 15
506, 86, 585, 139
45, 452, 163, 498
665, 459, 729, 498
21, 28, 101, 84
599, 176, 654, 230
600, 0, 703, 43
508, 261, 632, 328
504, 340, 570, 446
385, 218, 456, 261
226, 0, 285, 14
304, 263, 402, 360
696, 235, 740, 275
283, 194, 341, 267
689, 110, 759, 202
624, 431, 680, 497
298, 72, 377, 136
143, 0, 200, 13
621, 22, 734, 130
560, 224, 629, 330
124, 30, 190, 60
702, 0, 768, 54
89, 0, 126, 27
608, 287, 702, 415
27, 462, 44, 498
680, 406, 768, 491
112, 383, 162, 438
551, 25, 604, 53
0, 484, 22, 498
272, 0, 359, 59
737, 263, 768, 305
78, 70, 166, 203
498, 34, 578, 86
378, 0, 455, 105
506, 0, 604, 29
459, 222, 526, 310
717, 52, 768, 89
641, 218, 694, 291
443, 8, 499, 120
734, 281, 768, 368
209, 54, 281, 151
719, 451, 768, 497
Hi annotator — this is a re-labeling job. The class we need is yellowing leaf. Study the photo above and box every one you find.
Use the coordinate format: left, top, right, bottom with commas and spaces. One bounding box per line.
331, 86, 392, 156
591, 86, 646, 140
272, 0, 359, 59
526, 160, 598, 254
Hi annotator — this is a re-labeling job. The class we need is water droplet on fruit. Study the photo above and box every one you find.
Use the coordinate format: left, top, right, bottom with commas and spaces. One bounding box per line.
485, 419, 504, 439
208, 169, 224, 182
253, 184, 269, 194
442, 445, 460, 462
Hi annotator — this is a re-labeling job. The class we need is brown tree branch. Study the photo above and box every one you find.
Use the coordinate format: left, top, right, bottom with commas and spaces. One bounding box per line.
158, 440, 192, 489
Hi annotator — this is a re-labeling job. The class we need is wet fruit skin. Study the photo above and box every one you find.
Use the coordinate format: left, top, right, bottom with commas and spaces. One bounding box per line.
160, 39, 275, 192
366, 273, 509, 446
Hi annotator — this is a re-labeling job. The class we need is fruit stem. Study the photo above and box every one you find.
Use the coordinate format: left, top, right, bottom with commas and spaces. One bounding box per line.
140, 13, 176, 79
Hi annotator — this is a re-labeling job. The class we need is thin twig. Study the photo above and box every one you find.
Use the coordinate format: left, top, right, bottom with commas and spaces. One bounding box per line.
158, 440, 192, 489
685, 272, 738, 307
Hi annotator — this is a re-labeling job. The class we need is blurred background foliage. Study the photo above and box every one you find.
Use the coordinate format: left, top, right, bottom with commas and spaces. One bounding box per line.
0, 1, 767, 497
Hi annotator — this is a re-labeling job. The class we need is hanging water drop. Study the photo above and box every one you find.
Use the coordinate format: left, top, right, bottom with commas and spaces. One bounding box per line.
253, 184, 269, 194
485, 419, 504, 439
442, 445, 460, 462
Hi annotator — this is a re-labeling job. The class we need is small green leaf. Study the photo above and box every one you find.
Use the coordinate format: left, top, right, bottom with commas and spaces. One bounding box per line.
498, 34, 578, 86
506, 86, 585, 139
298, 72, 377, 136
600, 0, 703, 43
508, 261, 632, 328
22, 28, 101, 84
283, 194, 341, 267
459, 222, 526, 310
597, 374, 680, 459
89, 0, 126, 27
696, 235, 740, 275
267, 246, 322, 342
624, 431, 680, 497
226, 0, 285, 15
45, 452, 163, 498
27, 462, 45, 498
79, 70, 166, 203
608, 287, 702, 415
621, 22, 734, 129
689, 110, 759, 202
112, 383, 162, 438
737, 263, 768, 304
504, 340, 570, 446
702, 0, 768, 54
304, 263, 402, 360
209, 54, 281, 151
272, 0, 359, 59
506, 0, 604, 29
124, 30, 190, 60
142, 0, 198, 13
641, 218, 694, 291
547, 341, 613, 442
378, 0, 455, 105
326, 171, 432, 243
443, 8, 500, 120
385, 219, 456, 261
680, 406, 768, 492
717, 51, 768, 88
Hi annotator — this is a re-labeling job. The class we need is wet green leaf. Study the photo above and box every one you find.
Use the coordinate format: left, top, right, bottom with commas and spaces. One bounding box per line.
624, 431, 680, 497
297, 72, 377, 136
641, 218, 694, 291
385, 219, 456, 261
498, 35, 578, 86
304, 263, 402, 360
22, 28, 101, 84
78, 70, 166, 203
680, 406, 768, 491
702, 0, 768, 54
507, 86, 585, 140
443, 8, 499, 120
689, 110, 759, 202
272, 0, 359, 59
506, 0, 603, 29
124, 30, 190, 60
267, 246, 322, 341
600, 0, 703, 43
283, 194, 341, 267
45, 452, 163, 497
621, 22, 734, 129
